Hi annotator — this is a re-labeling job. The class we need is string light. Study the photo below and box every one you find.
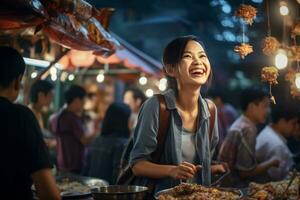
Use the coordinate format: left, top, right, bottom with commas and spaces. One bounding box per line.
60, 71, 68, 82
96, 73, 105, 83
68, 74, 75, 81
295, 73, 300, 89
275, 50, 288, 69
145, 89, 154, 97
31, 71, 37, 79
279, 1, 289, 16
159, 78, 167, 91
50, 67, 57, 75
51, 74, 57, 81
139, 75, 147, 85
96, 70, 105, 83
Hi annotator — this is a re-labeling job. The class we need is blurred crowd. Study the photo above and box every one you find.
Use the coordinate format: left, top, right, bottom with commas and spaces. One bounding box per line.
1, 46, 300, 200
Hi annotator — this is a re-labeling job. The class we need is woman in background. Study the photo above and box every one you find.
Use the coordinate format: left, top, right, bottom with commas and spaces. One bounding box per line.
84, 102, 131, 184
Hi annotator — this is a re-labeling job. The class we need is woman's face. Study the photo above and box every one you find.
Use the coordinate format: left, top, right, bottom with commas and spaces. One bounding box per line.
172, 40, 211, 88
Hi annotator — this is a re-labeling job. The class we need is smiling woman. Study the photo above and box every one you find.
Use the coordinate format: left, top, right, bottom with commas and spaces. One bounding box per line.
128, 35, 227, 196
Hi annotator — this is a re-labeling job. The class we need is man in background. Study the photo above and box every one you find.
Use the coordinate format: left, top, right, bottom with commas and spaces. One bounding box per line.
29, 80, 57, 152
29, 80, 54, 129
0, 46, 60, 200
50, 85, 99, 174
218, 85, 279, 188
256, 104, 298, 181
123, 86, 146, 131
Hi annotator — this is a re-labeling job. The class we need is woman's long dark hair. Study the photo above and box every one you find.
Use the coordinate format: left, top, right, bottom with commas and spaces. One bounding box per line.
101, 102, 131, 138
162, 35, 213, 96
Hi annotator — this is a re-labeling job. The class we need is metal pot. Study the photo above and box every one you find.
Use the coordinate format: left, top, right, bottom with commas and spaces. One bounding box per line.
91, 185, 148, 200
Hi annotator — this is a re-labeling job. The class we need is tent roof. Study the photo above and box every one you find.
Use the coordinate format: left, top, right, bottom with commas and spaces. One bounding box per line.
59, 33, 163, 76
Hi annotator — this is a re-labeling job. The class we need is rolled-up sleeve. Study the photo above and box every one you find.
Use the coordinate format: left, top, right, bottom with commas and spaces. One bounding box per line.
129, 97, 160, 167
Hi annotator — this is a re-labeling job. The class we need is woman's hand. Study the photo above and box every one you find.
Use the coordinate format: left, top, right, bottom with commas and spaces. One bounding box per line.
168, 162, 201, 180
211, 164, 227, 174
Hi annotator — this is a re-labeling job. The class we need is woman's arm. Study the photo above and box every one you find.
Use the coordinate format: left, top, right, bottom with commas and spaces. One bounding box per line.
132, 160, 201, 180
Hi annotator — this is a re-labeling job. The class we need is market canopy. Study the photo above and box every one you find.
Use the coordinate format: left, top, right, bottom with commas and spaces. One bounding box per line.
58, 33, 163, 76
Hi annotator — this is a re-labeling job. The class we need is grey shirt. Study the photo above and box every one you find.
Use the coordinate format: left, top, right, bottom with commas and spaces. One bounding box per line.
129, 89, 219, 193
181, 128, 197, 164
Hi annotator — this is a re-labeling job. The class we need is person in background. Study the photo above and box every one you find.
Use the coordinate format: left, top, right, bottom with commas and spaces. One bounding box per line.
130, 35, 226, 194
0, 46, 60, 200
29, 80, 54, 129
256, 104, 298, 181
288, 115, 300, 170
84, 102, 131, 184
218, 85, 280, 188
209, 89, 238, 156
119, 86, 147, 171
123, 86, 147, 131
49, 85, 99, 174
29, 80, 57, 152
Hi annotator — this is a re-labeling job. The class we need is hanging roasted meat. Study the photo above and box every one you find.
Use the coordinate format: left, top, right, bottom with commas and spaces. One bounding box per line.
43, 11, 120, 56
0, 0, 47, 29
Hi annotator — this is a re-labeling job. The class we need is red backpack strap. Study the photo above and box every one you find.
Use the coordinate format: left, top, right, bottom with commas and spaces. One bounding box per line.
151, 94, 171, 161
205, 99, 216, 141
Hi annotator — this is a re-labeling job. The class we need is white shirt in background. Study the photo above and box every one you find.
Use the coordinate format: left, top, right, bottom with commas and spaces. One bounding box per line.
256, 125, 294, 181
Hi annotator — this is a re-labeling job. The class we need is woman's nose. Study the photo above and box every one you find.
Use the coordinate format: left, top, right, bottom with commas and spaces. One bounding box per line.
192, 57, 200, 64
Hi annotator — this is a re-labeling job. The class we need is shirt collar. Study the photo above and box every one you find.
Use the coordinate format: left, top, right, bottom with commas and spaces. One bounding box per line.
0, 96, 10, 102
241, 114, 257, 131
268, 125, 288, 144
162, 89, 210, 120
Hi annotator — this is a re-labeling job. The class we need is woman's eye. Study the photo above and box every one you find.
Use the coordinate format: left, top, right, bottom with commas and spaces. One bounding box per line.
199, 54, 206, 58
183, 54, 192, 58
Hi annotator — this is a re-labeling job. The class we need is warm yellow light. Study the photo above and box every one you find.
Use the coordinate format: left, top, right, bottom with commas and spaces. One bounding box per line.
279, 1, 289, 16
275, 50, 288, 69
96, 73, 105, 83
295, 73, 300, 89
139, 76, 147, 85
68, 74, 75, 81
159, 78, 167, 91
145, 89, 154, 97
31, 71, 37, 79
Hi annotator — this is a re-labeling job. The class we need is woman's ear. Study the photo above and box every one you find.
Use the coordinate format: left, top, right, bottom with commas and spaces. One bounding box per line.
164, 65, 175, 77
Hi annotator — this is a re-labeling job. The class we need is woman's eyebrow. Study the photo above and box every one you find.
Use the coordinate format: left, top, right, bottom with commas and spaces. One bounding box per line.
183, 50, 205, 54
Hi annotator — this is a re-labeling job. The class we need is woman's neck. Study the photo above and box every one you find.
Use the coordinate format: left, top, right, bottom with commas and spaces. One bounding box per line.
176, 86, 200, 112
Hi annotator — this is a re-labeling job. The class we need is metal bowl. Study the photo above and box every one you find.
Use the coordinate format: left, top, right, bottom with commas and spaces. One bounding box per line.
91, 185, 148, 200
55, 174, 109, 199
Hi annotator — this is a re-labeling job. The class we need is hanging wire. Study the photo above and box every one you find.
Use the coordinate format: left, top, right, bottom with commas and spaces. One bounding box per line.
281, 1, 287, 46
242, 23, 245, 43
294, 37, 300, 72
266, 0, 271, 36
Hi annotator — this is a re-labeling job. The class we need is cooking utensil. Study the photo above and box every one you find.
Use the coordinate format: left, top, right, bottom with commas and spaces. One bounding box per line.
91, 185, 148, 200
210, 170, 231, 187
274, 170, 298, 200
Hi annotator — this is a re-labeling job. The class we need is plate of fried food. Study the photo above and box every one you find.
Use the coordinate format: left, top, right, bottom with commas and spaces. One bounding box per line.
247, 176, 299, 200
155, 183, 242, 200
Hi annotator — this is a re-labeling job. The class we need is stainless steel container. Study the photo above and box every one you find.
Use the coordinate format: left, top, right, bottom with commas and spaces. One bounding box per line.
92, 185, 148, 200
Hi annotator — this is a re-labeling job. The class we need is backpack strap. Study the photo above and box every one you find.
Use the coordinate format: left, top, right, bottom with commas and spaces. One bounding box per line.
151, 94, 171, 161
205, 99, 216, 141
